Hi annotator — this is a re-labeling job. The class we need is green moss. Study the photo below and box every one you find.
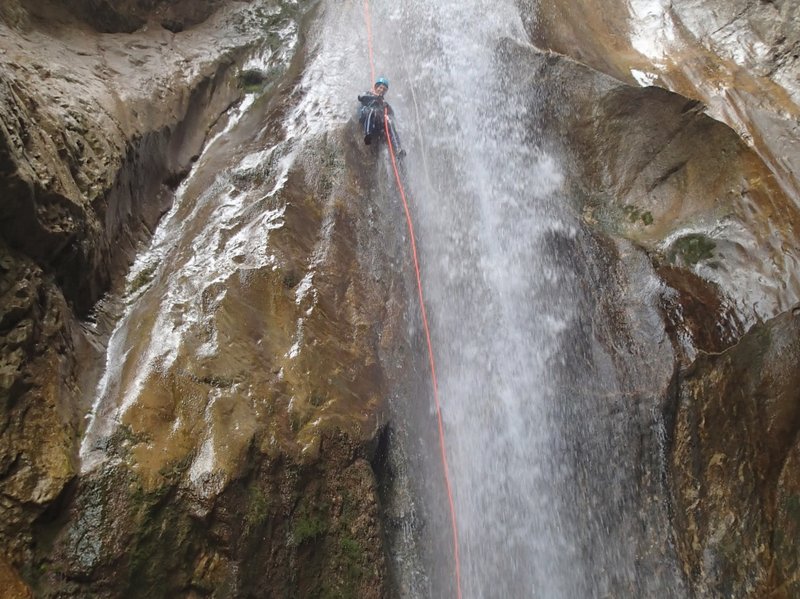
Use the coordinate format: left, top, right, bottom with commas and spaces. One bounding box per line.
128, 264, 157, 294
292, 514, 327, 545
621, 204, 654, 226
245, 486, 272, 529
668, 233, 716, 265
314, 537, 367, 599
126, 502, 197, 599
340, 536, 359, 554
340, 536, 363, 564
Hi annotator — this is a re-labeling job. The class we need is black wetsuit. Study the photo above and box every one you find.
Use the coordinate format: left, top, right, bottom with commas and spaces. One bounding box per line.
357, 91, 403, 154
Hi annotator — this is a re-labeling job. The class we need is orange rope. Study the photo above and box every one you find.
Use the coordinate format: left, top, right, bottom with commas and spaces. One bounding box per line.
362, 0, 376, 85
361, 0, 463, 596
383, 111, 463, 599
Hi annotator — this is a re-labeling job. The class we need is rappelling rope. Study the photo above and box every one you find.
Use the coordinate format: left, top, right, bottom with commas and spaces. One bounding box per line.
361, 1, 463, 597
362, 0, 377, 85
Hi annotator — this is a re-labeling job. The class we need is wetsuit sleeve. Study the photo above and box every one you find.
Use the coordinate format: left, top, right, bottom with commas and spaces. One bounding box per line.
358, 93, 385, 107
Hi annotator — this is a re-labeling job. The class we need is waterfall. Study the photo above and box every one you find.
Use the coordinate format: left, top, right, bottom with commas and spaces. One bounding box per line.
363, 1, 685, 597
366, 2, 585, 596
76, 0, 687, 595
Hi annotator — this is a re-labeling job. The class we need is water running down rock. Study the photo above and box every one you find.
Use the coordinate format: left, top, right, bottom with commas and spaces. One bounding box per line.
0, 0, 798, 597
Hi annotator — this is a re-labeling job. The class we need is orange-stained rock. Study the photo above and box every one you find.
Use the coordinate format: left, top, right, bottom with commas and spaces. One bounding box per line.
0, 556, 33, 599
531, 0, 800, 206
671, 308, 800, 597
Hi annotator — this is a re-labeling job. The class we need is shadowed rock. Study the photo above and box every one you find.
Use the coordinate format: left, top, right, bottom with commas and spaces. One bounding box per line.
671, 308, 800, 598
2, 0, 227, 33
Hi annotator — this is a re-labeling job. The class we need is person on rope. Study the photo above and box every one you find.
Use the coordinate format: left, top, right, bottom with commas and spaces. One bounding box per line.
358, 76, 405, 157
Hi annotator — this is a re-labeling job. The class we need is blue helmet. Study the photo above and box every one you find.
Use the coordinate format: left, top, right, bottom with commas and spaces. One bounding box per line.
375, 76, 389, 89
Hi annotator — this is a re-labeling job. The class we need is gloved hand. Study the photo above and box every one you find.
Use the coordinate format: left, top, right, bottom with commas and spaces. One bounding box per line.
397, 149, 406, 158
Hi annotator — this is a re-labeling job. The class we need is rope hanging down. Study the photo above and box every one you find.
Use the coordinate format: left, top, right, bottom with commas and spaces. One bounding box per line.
361, 1, 463, 597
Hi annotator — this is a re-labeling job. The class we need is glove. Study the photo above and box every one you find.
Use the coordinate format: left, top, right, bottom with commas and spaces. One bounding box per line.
397, 149, 406, 158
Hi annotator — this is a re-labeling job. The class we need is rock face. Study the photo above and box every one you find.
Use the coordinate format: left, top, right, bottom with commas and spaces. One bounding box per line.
1, 0, 798, 597
530, 0, 800, 205
0, 1, 393, 596
0, 2, 263, 316
524, 3, 800, 596
40, 116, 401, 595
2, 0, 226, 33
671, 309, 800, 598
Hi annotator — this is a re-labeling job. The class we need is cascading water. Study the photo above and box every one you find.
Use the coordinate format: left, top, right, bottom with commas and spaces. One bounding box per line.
363, 1, 686, 597
77, 0, 689, 596
366, 2, 588, 596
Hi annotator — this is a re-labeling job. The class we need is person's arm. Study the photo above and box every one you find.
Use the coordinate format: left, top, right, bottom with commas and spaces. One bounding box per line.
358, 93, 382, 106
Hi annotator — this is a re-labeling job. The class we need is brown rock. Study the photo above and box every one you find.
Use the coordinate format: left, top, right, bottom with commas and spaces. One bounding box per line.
4, 0, 227, 33
531, 0, 800, 206
0, 556, 32, 599
33, 63, 396, 595
512, 45, 799, 345
0, 0, 302, 575
670, 308, 800, 597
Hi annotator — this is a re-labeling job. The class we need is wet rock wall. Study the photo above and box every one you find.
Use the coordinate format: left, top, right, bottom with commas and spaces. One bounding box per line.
34, 122, 402, 597
522, 2, 800, 596
2, 0, 408, 594
530, 0, 800, 205
0, 0, 315, 593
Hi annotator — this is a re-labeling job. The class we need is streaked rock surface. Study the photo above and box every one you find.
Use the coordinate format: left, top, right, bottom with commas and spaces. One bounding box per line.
0, 0, 797, 596
0, 2, 393, 596
531, 0, 800, 207
528, 3, 800, 595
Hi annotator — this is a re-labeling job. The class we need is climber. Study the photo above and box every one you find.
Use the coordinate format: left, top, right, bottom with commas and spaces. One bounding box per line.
357, 76, 405, 157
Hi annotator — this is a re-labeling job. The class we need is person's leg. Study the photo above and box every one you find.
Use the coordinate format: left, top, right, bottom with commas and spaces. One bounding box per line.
364, 109, 375, 144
